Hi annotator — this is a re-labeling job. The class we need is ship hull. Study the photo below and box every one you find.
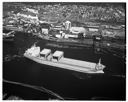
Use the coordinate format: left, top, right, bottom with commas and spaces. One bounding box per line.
24, 53, 104, 74
37, 35, 94, 48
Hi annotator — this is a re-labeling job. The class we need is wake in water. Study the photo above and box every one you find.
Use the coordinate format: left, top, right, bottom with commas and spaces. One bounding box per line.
72, 71, 125, 80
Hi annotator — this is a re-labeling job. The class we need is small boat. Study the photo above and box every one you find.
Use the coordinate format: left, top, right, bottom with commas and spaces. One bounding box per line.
24, 44, 105, 74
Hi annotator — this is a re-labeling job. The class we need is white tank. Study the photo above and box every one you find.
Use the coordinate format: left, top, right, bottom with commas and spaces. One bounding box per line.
65, 21, 71, 30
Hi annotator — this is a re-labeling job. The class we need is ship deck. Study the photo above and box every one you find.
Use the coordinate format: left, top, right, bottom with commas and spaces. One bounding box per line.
59, 58, 96, 69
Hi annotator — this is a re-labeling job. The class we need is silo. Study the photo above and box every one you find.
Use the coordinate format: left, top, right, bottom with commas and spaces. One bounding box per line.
65, 21, 71, 30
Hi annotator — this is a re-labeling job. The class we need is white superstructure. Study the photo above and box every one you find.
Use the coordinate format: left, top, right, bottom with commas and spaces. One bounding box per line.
25, 45, 40, 57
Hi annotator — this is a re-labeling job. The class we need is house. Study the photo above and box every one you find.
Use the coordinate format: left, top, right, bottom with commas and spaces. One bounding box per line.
23, 7, 38, 14
17, 11, 38, 21
40, 23, 52, 34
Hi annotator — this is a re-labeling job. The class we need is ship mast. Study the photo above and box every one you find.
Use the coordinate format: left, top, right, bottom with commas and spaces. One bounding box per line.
98, 58, 101, 66
95, 58, 103, 70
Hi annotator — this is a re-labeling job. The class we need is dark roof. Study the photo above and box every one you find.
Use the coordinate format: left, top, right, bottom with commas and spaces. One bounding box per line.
40, 23, 51, 29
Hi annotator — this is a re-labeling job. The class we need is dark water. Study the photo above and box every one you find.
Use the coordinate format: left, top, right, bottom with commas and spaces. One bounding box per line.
3, 31, 126, 100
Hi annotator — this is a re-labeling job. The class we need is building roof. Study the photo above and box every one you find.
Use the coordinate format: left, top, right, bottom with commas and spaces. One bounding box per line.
65, 21, 71, 24
39, 23, 51, 29
18, 11, 37, 17
53, 51, 64, 57
70, 27, 86, 34
40, 48, 51, 55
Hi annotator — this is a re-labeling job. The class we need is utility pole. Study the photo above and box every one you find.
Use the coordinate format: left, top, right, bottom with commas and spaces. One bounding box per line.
93, 26, 103, 54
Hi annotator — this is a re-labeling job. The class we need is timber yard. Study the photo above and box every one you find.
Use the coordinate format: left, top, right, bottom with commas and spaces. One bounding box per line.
3, 2, 126, 100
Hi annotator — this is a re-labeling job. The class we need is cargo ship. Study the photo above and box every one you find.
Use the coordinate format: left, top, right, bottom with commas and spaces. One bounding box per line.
24, 44, 105, 74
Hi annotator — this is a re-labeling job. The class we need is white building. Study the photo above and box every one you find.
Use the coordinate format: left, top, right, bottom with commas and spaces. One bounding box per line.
23, 7, 38, 14
64, 21, 87, 37
17, 12, 39, 22
26, 8, 38, 14
64, 21, 71, 30
41, 28, 49, 35
70, 27, 86, 35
